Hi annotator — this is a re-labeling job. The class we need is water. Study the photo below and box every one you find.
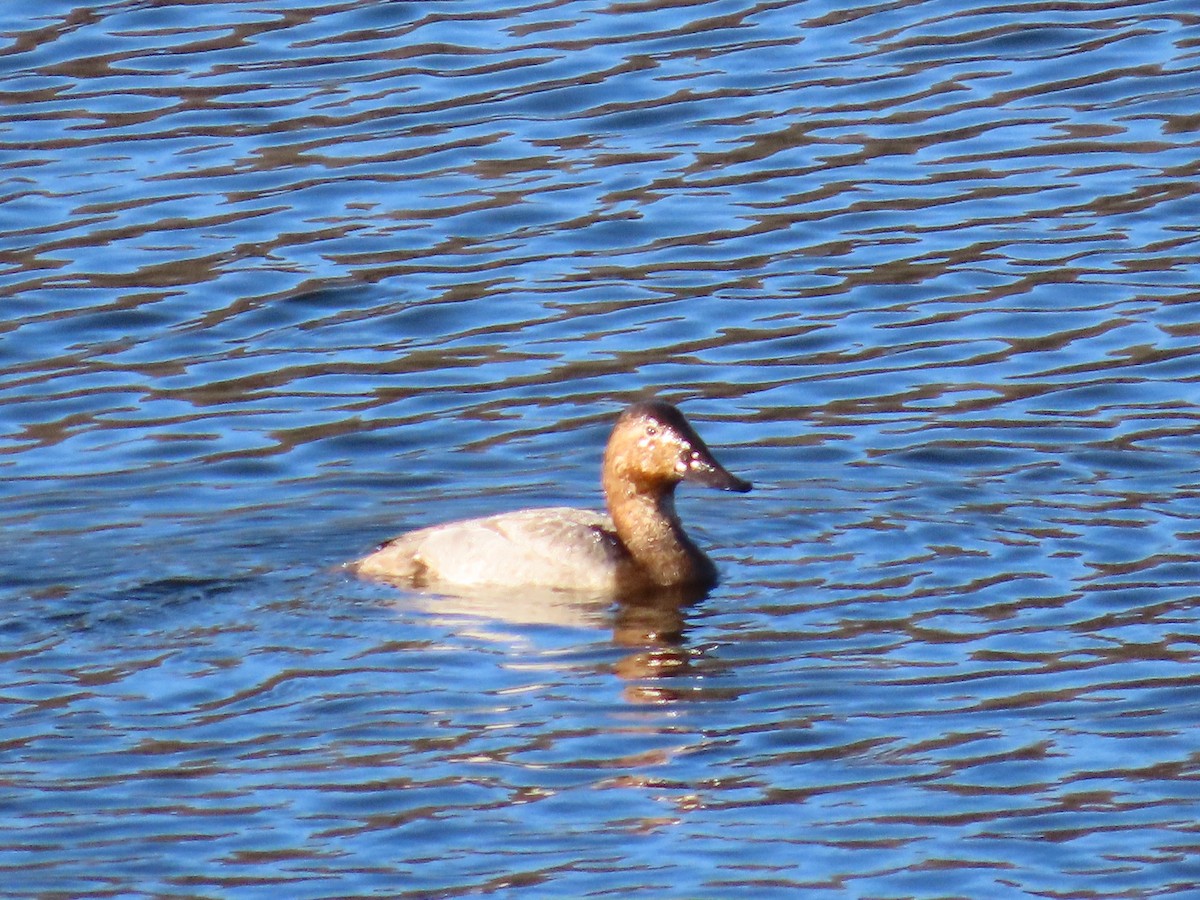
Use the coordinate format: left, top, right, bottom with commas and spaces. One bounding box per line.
3, 0, 1200, 896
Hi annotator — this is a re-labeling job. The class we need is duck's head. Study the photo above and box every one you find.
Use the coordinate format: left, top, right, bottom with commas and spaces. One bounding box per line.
603, 400, 752, 495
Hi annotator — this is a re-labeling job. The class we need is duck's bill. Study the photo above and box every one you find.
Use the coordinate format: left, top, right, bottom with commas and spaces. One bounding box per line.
686, 454, 752, 493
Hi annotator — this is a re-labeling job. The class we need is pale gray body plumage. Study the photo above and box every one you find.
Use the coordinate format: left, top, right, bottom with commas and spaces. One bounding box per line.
356, 507, 632, 593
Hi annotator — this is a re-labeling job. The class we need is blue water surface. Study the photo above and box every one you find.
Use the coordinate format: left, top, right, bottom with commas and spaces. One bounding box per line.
2, 1, 1199, 897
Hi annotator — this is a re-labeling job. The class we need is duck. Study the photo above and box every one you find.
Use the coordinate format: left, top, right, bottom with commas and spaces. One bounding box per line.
352, 400, 751, 595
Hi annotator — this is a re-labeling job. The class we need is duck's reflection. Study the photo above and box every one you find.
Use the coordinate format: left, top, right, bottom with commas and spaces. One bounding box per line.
611, 588, 699, 703
391, 581, 710, 702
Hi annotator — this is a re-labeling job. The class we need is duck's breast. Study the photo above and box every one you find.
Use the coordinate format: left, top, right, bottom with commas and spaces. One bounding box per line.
355, 507, 631, 592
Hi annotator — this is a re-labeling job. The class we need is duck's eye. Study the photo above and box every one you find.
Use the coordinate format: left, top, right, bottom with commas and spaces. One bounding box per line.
646, 425, 658, 437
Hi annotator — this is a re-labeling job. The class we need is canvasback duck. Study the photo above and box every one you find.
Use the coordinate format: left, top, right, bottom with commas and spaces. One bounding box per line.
352, 400, 751, 595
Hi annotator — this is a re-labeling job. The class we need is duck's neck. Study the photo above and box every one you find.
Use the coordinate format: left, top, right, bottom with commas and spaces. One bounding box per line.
604, 478, 715, 587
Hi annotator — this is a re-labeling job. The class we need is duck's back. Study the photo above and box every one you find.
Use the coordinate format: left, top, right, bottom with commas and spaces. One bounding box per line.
354, 507, 632, 592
